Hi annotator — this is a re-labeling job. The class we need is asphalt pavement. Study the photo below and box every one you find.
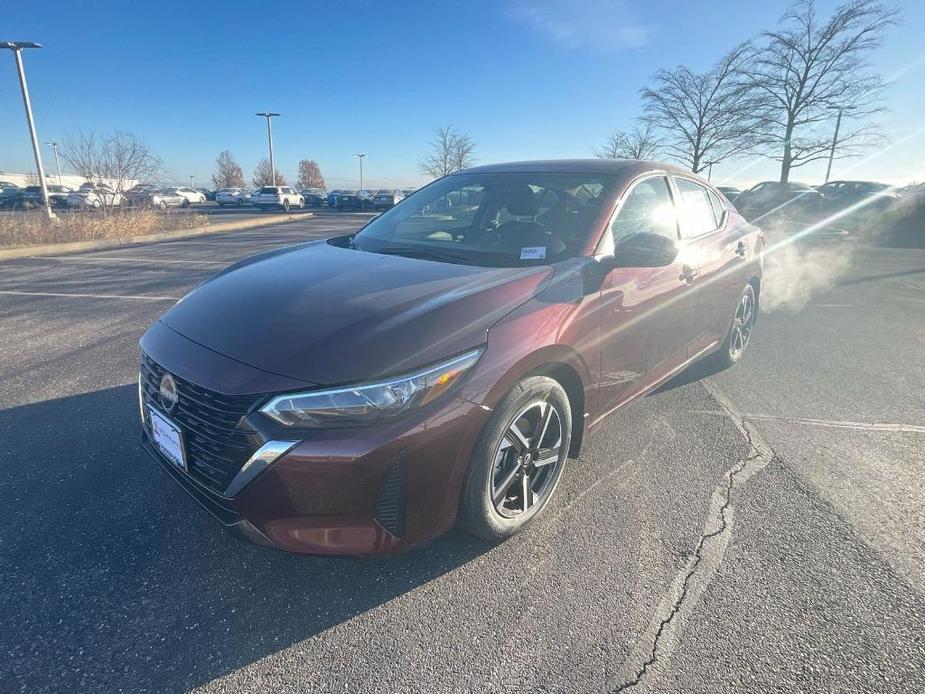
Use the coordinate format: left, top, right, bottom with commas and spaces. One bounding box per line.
0, 216, 922, 693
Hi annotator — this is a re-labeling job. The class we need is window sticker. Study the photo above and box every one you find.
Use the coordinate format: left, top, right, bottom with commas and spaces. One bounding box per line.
519, 246, 547, 260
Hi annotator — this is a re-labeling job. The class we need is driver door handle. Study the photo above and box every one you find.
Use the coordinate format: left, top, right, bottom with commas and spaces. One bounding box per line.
679, 264, 699, 285
735, 241, 747, 258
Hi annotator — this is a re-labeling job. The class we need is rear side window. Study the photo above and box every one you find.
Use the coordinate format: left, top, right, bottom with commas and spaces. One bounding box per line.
674, 178, 718, 238
610, 176, 678, 243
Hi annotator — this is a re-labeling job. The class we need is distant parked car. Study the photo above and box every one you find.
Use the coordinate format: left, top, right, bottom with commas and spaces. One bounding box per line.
335, 190, 367, 210
215, 188, 252, 206
816, 180, 901, 214
66, 183, 122, 209
253, 186, 304, 212
0, 181, 20, 196
716, 186, 742, 204
145, 188, 188, 209
372, 189, 405, 211
734, 181, 822, 221
300, 187, 327, 207
0, 185, 71, 210
175, 187, 207, 205
326, 189, 344, 207
124, 184, 160, 206
196, 188, 215, 201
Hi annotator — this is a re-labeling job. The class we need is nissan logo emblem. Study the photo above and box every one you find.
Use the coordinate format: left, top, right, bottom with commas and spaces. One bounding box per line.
159, 373, 179, 413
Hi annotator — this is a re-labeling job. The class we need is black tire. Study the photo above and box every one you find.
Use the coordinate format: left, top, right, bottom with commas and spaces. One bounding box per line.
459, 376, 572, 542
181, 199, 190, 208
282, 200, 290, 213
158, 201, 167, 210
703, 283, 757, 370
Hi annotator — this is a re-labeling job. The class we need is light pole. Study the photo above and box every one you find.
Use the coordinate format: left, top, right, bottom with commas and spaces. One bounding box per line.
188, 175, 195, 188
353, 153, 366, 190
256, 112, 280, 185
824, 105, 856, 184
2, 41, 55, 219
46, 140, 62, 185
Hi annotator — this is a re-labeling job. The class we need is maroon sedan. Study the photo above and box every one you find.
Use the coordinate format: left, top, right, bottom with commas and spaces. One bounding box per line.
139, 159, 763, 555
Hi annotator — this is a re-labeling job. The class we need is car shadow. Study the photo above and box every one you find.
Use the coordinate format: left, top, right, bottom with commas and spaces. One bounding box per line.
0, 385, 492, 692
649, 356, 726, 396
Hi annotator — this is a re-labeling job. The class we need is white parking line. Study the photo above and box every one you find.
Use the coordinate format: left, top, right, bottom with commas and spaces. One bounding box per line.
693, 409, 925, 434
0, 290, 180, 301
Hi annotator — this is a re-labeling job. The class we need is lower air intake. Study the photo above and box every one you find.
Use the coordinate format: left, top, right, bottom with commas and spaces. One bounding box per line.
375, 452, 407, 538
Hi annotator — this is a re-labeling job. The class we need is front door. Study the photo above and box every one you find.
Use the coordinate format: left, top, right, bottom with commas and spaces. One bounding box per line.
596, 175, 698, 418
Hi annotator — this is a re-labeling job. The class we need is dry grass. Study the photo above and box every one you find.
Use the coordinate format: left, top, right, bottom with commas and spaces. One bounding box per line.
0, 209, 209, 249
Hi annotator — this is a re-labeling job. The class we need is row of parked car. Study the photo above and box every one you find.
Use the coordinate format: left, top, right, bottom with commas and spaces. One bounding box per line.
0, 181, 209, 210
716, 179, 921, 223
208, 186, 418, 212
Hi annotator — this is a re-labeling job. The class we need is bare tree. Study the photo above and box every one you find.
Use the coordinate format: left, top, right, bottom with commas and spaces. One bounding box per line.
252, 158, 286, 188
419, 126, 476, 179
212, 150, 244, 189
641, 42, 761, 173
297, 160, 326, 189
60, 130, 162, 211
750, 0, 896, 182
596, 124, 661, 159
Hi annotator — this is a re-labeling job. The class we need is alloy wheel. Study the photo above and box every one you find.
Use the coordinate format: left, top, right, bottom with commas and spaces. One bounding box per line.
491, 400, 564, 518
730, 291, 755, 359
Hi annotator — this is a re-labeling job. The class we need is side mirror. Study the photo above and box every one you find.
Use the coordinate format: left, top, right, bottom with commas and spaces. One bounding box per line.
611, 232, 679, 268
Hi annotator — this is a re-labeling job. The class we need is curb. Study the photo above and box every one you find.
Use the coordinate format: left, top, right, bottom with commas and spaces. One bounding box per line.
0, 211, 315, 261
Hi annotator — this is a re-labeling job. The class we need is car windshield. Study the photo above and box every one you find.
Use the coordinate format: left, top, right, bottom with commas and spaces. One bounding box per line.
354, 171, 616, 266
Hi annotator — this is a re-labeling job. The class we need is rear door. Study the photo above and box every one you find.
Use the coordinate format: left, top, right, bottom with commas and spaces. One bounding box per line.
672, 176, 750, 356
596, 175, 698, 416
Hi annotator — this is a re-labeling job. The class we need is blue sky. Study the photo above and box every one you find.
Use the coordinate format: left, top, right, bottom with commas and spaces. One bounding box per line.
2, 0, 923, 189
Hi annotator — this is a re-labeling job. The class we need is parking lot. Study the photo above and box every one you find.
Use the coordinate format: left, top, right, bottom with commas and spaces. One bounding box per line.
1, 215, 923, 692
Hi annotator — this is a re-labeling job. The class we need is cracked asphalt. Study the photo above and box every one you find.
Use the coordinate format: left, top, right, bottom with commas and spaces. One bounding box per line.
1, 212, 923, 692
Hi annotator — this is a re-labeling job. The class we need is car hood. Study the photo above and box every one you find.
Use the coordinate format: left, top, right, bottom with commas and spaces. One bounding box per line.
160, 239, 554, 385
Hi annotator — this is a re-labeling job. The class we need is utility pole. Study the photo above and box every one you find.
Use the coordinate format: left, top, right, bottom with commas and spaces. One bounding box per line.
46, 140, 62, 185
3, 41, 55, 219
353, 153, 366, 190
825, 105, 855, 184
256, 112, 280, 185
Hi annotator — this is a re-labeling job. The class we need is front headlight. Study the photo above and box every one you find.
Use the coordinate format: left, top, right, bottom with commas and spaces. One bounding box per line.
260, 348, 483, 428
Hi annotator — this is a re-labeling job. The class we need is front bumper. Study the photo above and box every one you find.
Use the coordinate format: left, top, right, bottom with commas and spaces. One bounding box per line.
139, 325, 490, 555
142, 394, 488, 555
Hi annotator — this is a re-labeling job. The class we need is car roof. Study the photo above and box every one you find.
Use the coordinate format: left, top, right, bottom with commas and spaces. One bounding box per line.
456, 158, 687, 176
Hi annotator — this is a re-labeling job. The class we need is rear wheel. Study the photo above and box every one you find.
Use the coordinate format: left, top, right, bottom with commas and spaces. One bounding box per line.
704, 284, 757, 370
282, 200, 290, 213
459, 376, 572, 542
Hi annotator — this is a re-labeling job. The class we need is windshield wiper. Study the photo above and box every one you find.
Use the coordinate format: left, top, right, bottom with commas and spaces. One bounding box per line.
370, 246, 474, 264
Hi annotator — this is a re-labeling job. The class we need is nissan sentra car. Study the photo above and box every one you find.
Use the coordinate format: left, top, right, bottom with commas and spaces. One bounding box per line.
139, 159, 764, 556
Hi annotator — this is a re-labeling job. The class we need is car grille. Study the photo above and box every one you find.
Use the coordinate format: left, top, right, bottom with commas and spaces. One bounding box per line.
140, 353, 264, 494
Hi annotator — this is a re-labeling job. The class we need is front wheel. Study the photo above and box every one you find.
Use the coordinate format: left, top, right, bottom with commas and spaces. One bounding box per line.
704, 284, 757, 370
459, 376, 572, 542
282, 200, 290, 213
181, 199, 190, 208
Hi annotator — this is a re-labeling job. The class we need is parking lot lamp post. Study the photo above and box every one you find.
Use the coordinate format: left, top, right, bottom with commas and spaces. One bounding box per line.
3, 41, 55, 219
353, 153, 366, 190
256, 112, 280, 185
824, 105, 856, 184
46, 140, 62, 186
188, 175, 194, 187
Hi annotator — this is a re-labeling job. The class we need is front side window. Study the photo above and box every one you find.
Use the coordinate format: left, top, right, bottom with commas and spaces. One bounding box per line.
610, 176, 678, 244
674, 177, 718, 238
354, 172, 617, 266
